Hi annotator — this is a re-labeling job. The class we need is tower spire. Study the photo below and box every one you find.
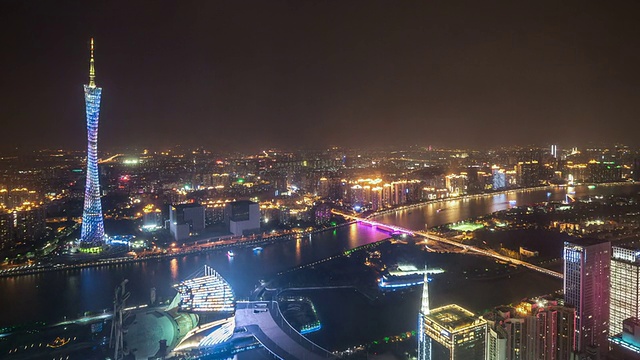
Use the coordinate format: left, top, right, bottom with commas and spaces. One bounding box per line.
89, 38, 96, 87
421, 266, 430, 315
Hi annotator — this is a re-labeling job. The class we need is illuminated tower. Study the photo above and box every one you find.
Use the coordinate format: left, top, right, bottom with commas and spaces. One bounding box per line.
564, 239, 610, 355
609, 246, 640, 336
418, 270, 431, 360
80, 38, 105, 244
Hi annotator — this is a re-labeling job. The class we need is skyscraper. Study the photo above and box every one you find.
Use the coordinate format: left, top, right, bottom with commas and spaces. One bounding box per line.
610, 246, 640, 337
563, 239, 611, 355
80, 38, 105, 245
418, 270, 431, 360
422, 304, 487, 360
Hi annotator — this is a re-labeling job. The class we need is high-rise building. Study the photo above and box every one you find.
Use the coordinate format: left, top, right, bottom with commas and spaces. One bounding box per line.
169, 203, 205, 241
586, 161, 622, 183
564, 239, 611, 355
492, 167, 507, 190
484, 298, 575, 360
504, 317, 524, 360
418, 271, 431, 360
486, 325, 507, 360
609, 246, 640, 337
517, 161, 542, 187
80, 38, 105, 245
224, 200, 260, 236
0, 207, 46, 251
522, 301, 576, 360
422, 304, 487, 360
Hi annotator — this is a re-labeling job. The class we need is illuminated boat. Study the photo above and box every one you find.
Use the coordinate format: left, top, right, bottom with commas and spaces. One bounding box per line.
47, 337, 70, 348
378, 274, 431, 291
227, 250, 234, 257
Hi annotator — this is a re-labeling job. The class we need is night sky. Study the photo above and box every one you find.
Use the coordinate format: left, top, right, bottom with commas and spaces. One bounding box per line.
1, 1, 640, 151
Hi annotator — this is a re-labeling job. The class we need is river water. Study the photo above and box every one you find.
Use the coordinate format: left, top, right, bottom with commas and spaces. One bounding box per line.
1, 183, 639, 332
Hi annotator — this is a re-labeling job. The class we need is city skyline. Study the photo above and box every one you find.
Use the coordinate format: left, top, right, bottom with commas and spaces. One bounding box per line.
3, 2, 640, 359
2, 1, 640, 152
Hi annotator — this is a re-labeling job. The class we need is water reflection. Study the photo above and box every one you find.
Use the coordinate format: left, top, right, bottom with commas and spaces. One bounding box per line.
1, 184, 639, 327
295, 237, 302, 263
170, 258, 178, 281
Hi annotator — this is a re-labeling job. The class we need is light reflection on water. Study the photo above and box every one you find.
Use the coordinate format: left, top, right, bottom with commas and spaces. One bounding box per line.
0, 184, 639, 327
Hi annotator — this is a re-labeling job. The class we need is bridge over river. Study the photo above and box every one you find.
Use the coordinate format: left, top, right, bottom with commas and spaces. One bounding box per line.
333, 210, 564, 280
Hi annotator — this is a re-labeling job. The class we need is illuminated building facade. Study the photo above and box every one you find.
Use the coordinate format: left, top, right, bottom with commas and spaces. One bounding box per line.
492, 167, 507, 190
80, 38, 105, 245
522, 302, 576, 360
609, 246, 640, 337
173, 265, 235, 313
586, 161, 622, 183
564, 239, 610, 355
422, 304, 487, 360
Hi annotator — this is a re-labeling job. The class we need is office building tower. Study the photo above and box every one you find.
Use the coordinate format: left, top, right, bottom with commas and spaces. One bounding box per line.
487, 325, 508, 360
504, 317, 524, 360
486, 298, 575, 360
80, 38, 105, 244
564, 239, 611, 355
586, 161, 622, 183
609, 246, 640, 336
422, 304, 487, 360
169, 203, 205, 241
224, 200, 260, 236
522, 301, 576, 360
0, 207, 46, 251
492, 167, 507, 190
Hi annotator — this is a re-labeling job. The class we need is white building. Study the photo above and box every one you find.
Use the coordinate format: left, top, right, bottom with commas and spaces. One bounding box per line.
224, 200, 260, 236
610, 246, 640, 336
169, 203, 205, 241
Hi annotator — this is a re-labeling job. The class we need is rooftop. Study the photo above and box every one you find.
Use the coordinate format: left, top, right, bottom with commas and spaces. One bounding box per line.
564, 238, 611, 247
427, 304, 484, 332
172, 203, 203, 210
230, 200, 258, 206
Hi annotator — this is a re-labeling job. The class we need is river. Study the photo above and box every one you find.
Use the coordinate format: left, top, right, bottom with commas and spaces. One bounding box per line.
1, 183, 638, 331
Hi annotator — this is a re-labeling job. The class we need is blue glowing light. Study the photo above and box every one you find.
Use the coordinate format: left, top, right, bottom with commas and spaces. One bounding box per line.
80, 59, 105, 245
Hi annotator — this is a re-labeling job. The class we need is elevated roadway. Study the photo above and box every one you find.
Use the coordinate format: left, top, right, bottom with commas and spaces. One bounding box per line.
235, 301, 337, 360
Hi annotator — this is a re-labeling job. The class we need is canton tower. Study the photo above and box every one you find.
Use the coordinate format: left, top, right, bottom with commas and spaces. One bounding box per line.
80, 38, 105, 244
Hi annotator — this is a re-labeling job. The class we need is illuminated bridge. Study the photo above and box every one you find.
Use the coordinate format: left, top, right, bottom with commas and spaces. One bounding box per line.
333, 210, 563, 280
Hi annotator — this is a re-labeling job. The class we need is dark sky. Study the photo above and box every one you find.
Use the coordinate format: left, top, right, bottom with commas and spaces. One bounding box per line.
1, 1, 640, 151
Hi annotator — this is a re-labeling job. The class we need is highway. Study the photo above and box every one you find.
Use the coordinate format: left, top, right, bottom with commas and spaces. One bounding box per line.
333, 210, 564, 280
